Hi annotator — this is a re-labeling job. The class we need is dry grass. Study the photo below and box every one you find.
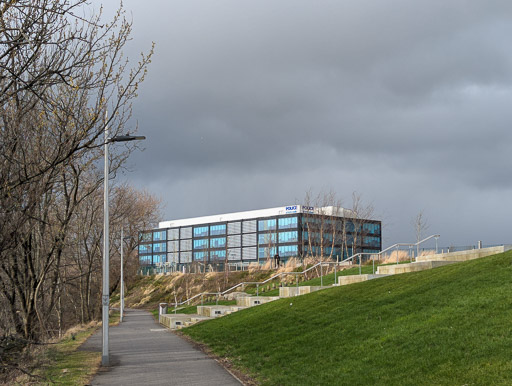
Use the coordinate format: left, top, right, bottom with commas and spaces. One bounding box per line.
11, 322, 100, 385
380, 250, 411, 264
380, 249, 436, 264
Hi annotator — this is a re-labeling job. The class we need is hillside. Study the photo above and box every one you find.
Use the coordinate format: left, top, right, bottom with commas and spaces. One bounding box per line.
119, 263, 355, 309
182, 250, 512, 385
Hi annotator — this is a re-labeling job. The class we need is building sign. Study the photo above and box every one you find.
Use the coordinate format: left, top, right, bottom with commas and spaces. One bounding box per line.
302, 206, 315, 213
285, 205, 298, 214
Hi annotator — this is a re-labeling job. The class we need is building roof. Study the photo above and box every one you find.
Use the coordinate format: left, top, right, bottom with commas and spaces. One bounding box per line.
158, 205, 355, 229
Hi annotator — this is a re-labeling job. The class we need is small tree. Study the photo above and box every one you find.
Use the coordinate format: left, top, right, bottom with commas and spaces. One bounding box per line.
343, 192, 374, 263
412, 210, 429, 256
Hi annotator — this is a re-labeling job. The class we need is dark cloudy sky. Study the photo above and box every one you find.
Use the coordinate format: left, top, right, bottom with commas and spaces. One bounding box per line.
102, 1, 512, 248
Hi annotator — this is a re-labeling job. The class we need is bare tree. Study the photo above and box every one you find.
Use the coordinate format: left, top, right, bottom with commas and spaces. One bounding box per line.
342, 192, 375, 262
301, 189, 344, 281
0, 0, 154, 368
412, 209, 429, 255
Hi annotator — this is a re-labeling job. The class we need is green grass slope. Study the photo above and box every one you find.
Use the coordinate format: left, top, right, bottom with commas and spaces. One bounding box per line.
182, 251, 512, 385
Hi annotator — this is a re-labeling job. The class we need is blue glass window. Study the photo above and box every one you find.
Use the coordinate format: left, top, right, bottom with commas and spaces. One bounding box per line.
193, 226, 209, 237
153, 230, 166, 241
210, 250, 226, 260
258, 247, 277, 259
194, 251, 206, 261
152, 242, 166, 253
278, 231, 298, 243
363, 223, 381, 235
344, 221, 355, 233
278, 245, 298, 257
210, 224, 226, 236
258, 219, 276, 231
193, 239, 208, 249
278, 217, 297, 229
364, 236, 380, 247
332, 247, 342, 259
139, 244, 152, 254
139, 255, 152, 265
210, 237, 226, 248
152, 254, 166, 264
258, 233, 276, 245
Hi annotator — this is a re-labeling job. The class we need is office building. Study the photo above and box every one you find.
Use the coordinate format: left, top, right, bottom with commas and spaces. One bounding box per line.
138, 205, 381, 272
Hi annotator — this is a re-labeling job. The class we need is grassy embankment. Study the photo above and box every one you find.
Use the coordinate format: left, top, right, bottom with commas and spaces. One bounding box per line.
159, 266, 376, 316
182, 250, 512, 385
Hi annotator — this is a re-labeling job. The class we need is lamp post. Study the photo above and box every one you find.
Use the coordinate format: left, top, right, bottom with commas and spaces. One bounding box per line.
102, 114, 145, 366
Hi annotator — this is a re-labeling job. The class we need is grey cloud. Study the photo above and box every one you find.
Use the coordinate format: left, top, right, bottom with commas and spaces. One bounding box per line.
104, 0, 512, 245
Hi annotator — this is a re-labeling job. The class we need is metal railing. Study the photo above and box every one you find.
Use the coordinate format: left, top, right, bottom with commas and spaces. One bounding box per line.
319, 234, 441, 275
165, 234, 441, 313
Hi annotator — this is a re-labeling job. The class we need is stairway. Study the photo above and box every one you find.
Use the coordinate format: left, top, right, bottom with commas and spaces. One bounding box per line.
160, 245, 512, 330
339, 245, 512, 285
160, 295, 281, 330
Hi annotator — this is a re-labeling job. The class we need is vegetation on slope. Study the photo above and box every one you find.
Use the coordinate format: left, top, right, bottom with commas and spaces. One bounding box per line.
183, 251, 512, 385
123, 263, 362, 310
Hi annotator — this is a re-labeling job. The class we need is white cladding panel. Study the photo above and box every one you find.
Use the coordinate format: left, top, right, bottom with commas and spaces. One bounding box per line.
167, 240, 179, 252
228, 248, 241, 260
181, 227, 192, 239
228, 222, 241, 234
242, 220, 257, 233
180, 239, 192, 251
158, 205, 355, 229
180, 251, 192, 263
228, 235, 241, 248
167, 252, 179, 263
242, 233, 257, 246
168, 228, 179, 240
242, 247, 257, 260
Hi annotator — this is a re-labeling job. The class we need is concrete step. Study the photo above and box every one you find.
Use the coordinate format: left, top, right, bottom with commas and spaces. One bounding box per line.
376, 260, 457, 275
279, 285, 332, 298
197, 305, 247, 318
159, 313, 192, 329
190, 315, 213, 323
236, 296, 280, 307
338, 274, 391, 286
416, 245, 512, 263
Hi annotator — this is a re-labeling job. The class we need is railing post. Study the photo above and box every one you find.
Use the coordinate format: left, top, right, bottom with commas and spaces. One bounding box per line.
359, 254, 361, 275
396, 246, 399, 265
216, 293, 219, 305
201, 293, 204, 306
334, 258, 338, 285
372, 254, 375, 274
256, 284, 259, 297
320, 262, 323, 287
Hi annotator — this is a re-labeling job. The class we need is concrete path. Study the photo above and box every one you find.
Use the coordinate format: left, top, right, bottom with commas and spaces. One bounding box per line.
80, 308, 241, 385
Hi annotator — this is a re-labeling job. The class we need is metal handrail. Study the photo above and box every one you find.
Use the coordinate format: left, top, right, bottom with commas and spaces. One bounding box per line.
169, 261, 332, 306
168, 234, 441, 307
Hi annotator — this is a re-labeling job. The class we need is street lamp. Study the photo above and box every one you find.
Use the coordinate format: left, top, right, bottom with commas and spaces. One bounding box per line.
103, 114, 145, 367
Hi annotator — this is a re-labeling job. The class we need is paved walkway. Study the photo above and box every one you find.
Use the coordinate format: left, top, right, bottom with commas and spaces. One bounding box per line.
80, 309, 241, 385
